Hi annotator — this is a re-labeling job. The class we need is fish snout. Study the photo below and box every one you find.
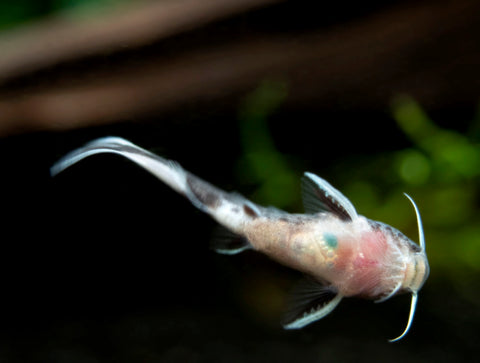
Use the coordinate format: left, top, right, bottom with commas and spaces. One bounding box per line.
403, 252, 429, 293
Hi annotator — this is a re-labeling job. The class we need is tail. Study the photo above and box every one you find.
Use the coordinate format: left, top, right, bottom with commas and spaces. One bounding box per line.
51, 137, 260, 235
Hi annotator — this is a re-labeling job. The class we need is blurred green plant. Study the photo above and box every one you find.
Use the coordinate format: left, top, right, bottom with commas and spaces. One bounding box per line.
344, 97, 480, 290
390, 96, 480, 281
237, 80, 300, 209
0, 1, 52, 30
339, 97, 480, 293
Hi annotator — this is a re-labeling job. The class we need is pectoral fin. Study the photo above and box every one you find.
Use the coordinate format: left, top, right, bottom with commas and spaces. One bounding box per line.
283, 278, 343, 330
211, 226, 252, 255
301, 172, 357, 221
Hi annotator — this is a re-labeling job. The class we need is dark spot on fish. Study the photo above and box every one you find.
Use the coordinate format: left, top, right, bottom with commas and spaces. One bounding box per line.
303, 176, 352, 221
187, 174, 220, 208
278, 215, 310, 225
243, 204, 259, 218
407, 241, 422, 253
369, 220, 422, 252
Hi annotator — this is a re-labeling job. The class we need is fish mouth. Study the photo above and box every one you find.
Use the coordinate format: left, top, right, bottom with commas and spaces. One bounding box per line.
417, 254, 430, 290
407, 253, 429, 293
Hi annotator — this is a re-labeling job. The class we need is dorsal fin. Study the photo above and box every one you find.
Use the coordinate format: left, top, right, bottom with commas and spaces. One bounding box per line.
282, 278, 343, 330
301, 172, 357, 221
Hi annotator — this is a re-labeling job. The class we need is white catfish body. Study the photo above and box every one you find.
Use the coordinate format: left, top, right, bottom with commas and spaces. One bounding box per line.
51, 137, 429, 341
244, 213, 407, 299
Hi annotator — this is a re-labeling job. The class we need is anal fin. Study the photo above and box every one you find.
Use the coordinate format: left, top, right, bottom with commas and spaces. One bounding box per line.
211, 226, 252, 255
283, 278, 342, 330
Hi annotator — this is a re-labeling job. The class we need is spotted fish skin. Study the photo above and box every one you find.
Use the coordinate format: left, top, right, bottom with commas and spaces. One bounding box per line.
51, 137, 429, 340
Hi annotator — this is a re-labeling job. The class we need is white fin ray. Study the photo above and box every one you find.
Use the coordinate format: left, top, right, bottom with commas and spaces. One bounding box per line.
284, 293, 343, 330
283, 278, 343, 330
301, 172, 358, 221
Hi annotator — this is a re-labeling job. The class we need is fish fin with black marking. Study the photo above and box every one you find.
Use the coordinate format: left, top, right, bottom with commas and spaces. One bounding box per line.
301, 172, 357, 221
283, 278, 343, 330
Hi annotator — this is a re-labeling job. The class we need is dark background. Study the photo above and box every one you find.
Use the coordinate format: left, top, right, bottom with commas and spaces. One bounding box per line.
0, 1, 478, 362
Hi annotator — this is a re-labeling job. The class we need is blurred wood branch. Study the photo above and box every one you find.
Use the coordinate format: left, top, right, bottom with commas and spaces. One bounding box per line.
0, 0, 478, 136
0, 0, 282, 81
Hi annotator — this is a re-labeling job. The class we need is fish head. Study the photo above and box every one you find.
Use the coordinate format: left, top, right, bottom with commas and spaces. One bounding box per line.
371, 194, 429, 297
387, 193, 429, 343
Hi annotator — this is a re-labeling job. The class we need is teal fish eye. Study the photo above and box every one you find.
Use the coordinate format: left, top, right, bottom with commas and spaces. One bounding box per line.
324, 233, 338, 249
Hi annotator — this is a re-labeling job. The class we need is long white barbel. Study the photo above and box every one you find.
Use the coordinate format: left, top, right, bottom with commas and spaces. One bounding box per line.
389, 193, 425, 342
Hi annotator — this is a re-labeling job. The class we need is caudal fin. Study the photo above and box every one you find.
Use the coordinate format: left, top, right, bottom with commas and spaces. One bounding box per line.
51, 137, 260, 233
51, 137, 188, 195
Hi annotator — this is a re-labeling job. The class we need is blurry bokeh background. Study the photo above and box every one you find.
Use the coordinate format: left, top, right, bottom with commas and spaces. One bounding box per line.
0, 0, 478, 361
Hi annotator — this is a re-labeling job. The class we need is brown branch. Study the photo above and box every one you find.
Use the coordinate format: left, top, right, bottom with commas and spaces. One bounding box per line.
0, 0, 281, 81
0, 0, 478, 136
